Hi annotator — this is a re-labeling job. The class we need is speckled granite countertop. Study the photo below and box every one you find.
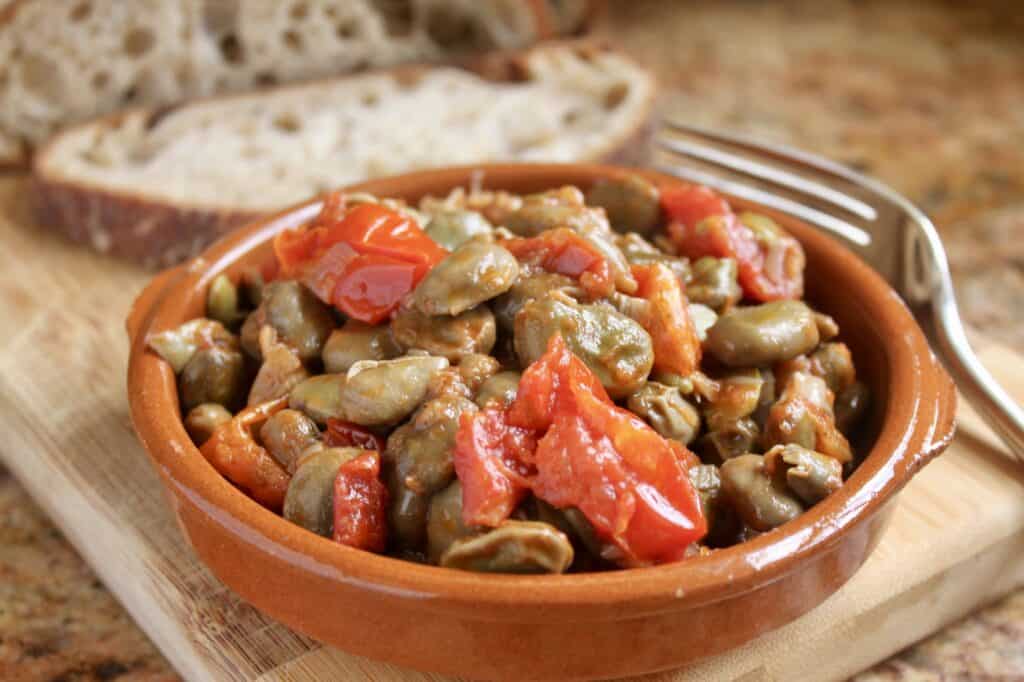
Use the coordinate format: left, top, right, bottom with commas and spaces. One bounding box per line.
2, 1, 1023, 680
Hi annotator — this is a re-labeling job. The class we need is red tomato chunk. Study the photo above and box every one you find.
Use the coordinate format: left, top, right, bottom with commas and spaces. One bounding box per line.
332, 451, 388, 552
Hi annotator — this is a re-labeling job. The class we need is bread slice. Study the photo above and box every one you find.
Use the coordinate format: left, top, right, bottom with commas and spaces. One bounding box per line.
32, 43, 654, 268
0, 0, 597, 166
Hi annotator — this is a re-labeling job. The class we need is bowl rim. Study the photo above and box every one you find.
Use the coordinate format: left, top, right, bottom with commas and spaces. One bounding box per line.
126, 162, 956, 619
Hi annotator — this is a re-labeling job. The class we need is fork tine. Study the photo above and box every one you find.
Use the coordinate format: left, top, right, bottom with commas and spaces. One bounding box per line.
653, 160, 872, 247
656, 134, 878, 221
662, 119, 888, 191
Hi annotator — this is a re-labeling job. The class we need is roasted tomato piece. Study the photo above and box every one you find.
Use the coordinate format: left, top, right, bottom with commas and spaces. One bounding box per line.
453, 407, 536, 528
332, 450, 388, 551
273, 193, 447, 322
501, 228, 616, 298
200, 397, 291, 511
325, 419, 386, 452
662, 185, 804, 301
631, 262, 702, 377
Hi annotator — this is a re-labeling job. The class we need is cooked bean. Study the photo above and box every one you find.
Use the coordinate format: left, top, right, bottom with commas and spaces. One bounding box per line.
836, 381, 870, 434
764, 444, 843, 505
148, 318, 237, 373
206, 274, 247, 327
706, 301, 819, 367
720, 454, 804, 531
704, 369, 763, 432
697, 417, 760, 464
686, 257, 741, 313
322, 320, 401, 373
425, 209, 494, 251
626, 382, 700, 444
763, 371, 853, 464
439, 520, 574, 574
412, 239, 519, 316
288, 374, 345, 425
426, 480, 479, 562
503, 186, 610, 237
259, 409, 322, 474
179, 346, 247, 411
523, 498, 605, 568
586, 175, 662, 236
617, 233, 691, 282
283, 447, 363, 537
242, 281, 336, 363
391, 306, 496, 361
574, 222, 638, 294
492, 271, 583, 333
184, 403, 232, 445
338, 355, 450, 426
809, 342, 856, 394
457, 353, 501, 394
248, 326, 310, 406
752, 367, 777, 429
688, 464, 741, 547
475, 371, 521, 408
386, 395, 475, 498
514, 295, 654, 399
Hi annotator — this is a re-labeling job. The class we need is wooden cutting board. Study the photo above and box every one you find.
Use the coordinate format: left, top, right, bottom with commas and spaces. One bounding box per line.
1, 174, 1023, 682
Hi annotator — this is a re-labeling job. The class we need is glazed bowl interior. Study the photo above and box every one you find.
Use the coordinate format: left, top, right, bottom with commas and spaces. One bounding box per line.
128, 163, 954, 623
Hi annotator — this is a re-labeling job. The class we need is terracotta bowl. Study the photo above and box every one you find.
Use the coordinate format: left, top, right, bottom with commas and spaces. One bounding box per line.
127, 163, 956, 681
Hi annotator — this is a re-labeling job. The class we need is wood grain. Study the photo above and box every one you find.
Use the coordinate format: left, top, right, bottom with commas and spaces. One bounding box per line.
1, 174, 1022, 682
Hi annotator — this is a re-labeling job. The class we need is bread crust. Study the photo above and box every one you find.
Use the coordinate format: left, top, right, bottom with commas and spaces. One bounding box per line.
31, 42, 655, 268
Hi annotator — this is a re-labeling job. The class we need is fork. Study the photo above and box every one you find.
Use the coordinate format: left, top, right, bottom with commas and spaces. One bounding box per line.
654, 119, 1024, 460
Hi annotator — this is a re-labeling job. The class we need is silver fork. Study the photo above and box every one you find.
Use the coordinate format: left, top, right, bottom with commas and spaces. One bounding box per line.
655, 119, 1024, 459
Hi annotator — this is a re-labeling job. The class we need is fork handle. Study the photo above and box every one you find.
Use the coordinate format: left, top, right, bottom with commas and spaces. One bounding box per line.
932, 290, 1024, 460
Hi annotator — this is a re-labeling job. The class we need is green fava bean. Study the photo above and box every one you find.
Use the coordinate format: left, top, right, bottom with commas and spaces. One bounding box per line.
586, 174, 662, 236
283, 447, 364, 537
391, 306, 497, 361
474, 371, 521, 408
339, 355, 450, 426
206, 274, 246, 327
720, 454, 804, 532
178, 346, 247, 411
439, 520, 574, 574
259, 408, 322, 474
706, 301, 820, 367
288, 374, 345, 425
425, 209, 493, 251
491, 271, 582, 334
412, 239, 519, 316
242, 281, 336, 363
426, 480, 479, 563
322, 320, 401, 374
626, 382, 700, 445
514, 295, 653, 398
686, 257, 741, 313
764, 444, 843, 505
183, 403, 232, 445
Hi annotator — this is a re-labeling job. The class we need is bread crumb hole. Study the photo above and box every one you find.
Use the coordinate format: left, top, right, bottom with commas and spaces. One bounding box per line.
91, 71, 110, 89
283, 30, 303, 51
18, 53, 64, 104
289, 2, 309, 20
604, 83, 628, 110
122, 85, 139, 103
219, 34, 244, 64
123, 28, 156, 56
362, 92, 379, 107
374, 0, 413, 36
70, 2, 92, 21
336, 21, 358, 39
563, 110, 581, 125
273, 113, 302, 133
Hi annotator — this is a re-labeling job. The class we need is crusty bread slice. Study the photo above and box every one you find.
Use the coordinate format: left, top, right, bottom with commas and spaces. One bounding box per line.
32, 43, 654, 268
0, 0, 597, 166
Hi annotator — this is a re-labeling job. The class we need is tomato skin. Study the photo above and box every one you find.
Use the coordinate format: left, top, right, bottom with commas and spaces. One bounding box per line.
332, 451, 388, 552
453, 408, 536, 527
501, 228, 615, 298
200, 398, 291, 511
273, 192, 447, 322
324, 419, 386, 452
631, 263, 702, 377
661, 184, 804, 301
